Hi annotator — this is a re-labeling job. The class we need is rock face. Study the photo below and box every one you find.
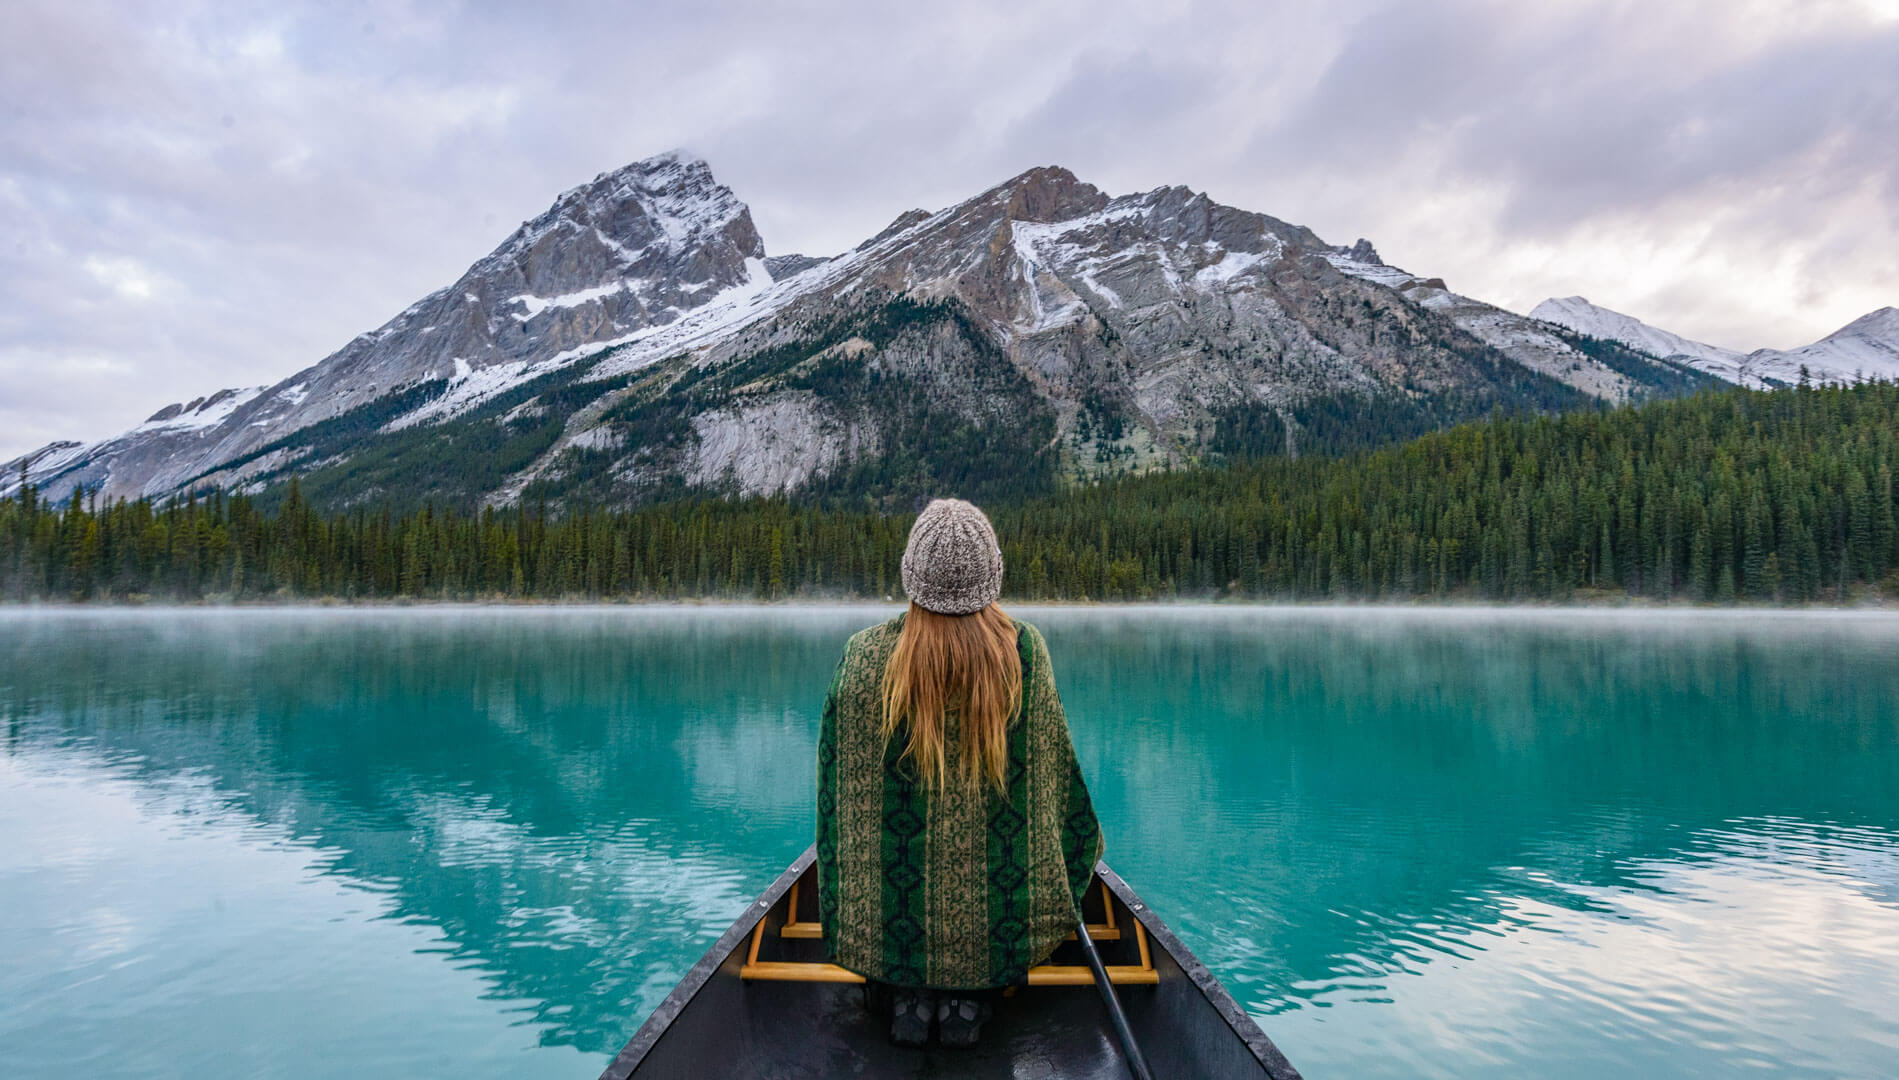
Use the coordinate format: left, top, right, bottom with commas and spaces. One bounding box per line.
1324, 260, 1674, 404
1531, 297, 1899, 389
9, 155, 1714, 508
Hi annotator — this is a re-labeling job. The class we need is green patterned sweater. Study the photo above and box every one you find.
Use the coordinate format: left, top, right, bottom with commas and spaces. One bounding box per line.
815, 613, 1104, 990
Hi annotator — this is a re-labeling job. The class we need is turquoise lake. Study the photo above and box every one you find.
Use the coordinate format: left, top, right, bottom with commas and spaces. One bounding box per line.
3, 607, 1898, 1078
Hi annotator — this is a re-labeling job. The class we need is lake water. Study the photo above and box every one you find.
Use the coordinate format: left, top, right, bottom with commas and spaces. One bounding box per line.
3, 607, 1897, 1079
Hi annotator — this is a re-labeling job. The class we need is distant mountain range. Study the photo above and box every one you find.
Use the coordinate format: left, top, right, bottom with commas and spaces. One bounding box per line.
1531, 296, 1899, 389
7, 152, 1889, 509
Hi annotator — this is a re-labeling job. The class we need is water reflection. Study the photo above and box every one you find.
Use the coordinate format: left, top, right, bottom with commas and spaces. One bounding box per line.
1039, 609, 1899, 1077
1274, 821, 1899, 1079
1, 608, 877, 1075
3, 607, 1897, 1079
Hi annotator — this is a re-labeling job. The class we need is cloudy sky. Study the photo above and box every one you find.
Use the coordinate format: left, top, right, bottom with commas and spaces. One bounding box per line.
4, 0, 1897, 460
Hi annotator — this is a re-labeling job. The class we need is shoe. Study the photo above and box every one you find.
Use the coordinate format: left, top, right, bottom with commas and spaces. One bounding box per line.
889, 988, 934, 1047
935, 996, 992, 1048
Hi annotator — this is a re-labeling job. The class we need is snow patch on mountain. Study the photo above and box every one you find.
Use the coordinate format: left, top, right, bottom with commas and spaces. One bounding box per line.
1322, 251, 1418, 291
1195, 245, 1277, 287
1009, 221, 1093, 332
509, 281, 634, 320
400, 255, 790, 431
136, 386, 270, 432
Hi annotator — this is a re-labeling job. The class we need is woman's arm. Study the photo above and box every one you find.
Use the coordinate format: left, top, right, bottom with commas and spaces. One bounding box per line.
1025, 624, 1105, 905
814, 649, 844, 926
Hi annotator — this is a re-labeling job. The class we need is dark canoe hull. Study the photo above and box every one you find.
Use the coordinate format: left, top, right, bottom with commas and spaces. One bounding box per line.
598, 846, 1301, 1079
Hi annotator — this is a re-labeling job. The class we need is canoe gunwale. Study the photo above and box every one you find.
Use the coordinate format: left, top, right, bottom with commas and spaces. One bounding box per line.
1095, 863, 1303, 1080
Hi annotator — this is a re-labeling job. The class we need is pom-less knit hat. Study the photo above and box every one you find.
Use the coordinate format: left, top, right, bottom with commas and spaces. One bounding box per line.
901, 498, 1004, 615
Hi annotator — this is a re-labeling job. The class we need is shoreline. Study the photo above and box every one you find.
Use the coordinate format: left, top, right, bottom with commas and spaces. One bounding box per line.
6, 597, 1899, 618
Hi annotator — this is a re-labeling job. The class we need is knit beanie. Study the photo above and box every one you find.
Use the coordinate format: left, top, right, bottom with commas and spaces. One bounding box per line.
900, 498, 1004, 615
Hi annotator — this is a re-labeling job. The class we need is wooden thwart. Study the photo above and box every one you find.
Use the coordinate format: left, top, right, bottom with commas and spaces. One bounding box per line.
778, 880, 1121, 942
740, 954, 1160, 986
744, 880, 1157, 986
778, 922, 1117, 941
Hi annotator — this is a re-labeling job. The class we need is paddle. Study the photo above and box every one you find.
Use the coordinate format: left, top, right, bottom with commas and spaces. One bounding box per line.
1075, 918, 1156, 1080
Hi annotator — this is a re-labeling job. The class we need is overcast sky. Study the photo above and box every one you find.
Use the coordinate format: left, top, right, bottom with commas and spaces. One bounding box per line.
4, 0, 1897, 460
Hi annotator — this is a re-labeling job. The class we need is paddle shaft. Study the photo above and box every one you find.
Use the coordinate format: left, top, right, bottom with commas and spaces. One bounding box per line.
1075, 919, 1156, 1080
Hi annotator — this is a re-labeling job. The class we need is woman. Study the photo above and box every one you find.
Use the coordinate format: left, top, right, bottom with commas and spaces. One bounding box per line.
815, 498, 1103, 1048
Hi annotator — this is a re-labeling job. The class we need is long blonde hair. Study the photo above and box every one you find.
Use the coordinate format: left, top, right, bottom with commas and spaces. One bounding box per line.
881, 601, 1022, 789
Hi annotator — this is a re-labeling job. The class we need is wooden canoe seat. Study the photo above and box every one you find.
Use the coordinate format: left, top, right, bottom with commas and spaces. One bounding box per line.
742, 880, 1159, 986
774, 880, 1121, 942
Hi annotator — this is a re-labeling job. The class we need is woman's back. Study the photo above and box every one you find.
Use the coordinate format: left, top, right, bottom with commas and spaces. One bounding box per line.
815, 609, 1102, 990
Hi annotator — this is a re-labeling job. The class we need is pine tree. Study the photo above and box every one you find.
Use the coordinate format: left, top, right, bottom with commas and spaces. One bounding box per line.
1743, 494, 1768, 599
769, 527, 786, 599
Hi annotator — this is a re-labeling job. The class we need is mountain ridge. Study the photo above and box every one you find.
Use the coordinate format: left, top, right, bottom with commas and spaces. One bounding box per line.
9, 153, 1717, 509
1530, 296, 1899, 388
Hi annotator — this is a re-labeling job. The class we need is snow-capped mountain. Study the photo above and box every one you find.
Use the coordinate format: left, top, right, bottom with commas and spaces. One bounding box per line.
1530, 296, 1752, 382
6, 155, 1709, 508
1763, 307, 1899, 382
5, 152, 769, 501
1530, 297, 1899, 389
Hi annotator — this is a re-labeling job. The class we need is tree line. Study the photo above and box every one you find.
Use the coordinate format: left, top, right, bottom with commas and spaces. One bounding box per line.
4, 380, 1896, 604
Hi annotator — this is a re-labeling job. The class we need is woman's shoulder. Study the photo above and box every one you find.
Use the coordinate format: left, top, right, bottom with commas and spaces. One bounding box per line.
842, 612, 905, 655
1007, 614, 1049, 661
840, 610, 1042, 651
830, 615, 902, 698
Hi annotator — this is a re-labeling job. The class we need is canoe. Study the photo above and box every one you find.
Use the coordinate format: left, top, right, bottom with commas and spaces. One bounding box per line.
597, 845, 1302, 1079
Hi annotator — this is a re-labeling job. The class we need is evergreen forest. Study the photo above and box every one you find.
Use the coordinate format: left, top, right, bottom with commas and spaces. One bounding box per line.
5, 381, 1897, 605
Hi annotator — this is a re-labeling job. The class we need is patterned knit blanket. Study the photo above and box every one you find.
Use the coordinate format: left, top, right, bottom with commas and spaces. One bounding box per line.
816, 613, 1104, 990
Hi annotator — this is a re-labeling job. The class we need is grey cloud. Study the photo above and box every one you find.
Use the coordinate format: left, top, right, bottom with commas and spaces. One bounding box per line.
3, 0, 1895, 459
1276, 0, 1899, 233
996, 51, 1221, 171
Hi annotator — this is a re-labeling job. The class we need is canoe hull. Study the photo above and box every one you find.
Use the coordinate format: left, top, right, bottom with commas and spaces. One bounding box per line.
599, 847, 1301, 1079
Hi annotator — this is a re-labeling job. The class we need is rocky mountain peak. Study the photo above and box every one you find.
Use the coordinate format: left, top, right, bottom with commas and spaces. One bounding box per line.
1826, 306, 1899, 342
1765, 304, 1899, 381
862, 208, 935, 249
987, 165, 1110, 223
422, 150, 769, 351
486, 150, 763, 296
1344, 239, 1383, 265
1530, 295, 1746, 371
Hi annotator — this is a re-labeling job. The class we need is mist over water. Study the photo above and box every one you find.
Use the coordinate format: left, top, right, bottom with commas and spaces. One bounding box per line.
3, 607, 1896, 1078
